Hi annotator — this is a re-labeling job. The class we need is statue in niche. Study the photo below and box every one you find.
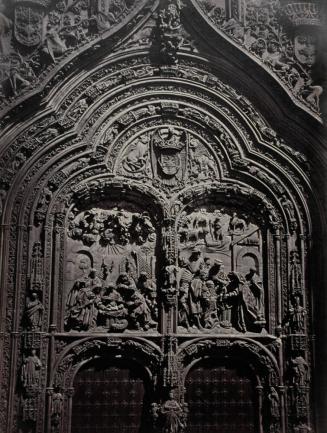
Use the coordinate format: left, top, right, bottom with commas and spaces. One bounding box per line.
267, 386, 280, 419
290, 250, 302, 294
24, 292, 44, 331
21, 349, 42, 389
290, 356, 309, 386
163, 258, 179, 302
244, 268, 265, 323
51, 389, 64, 421
152, 389, 186, 433
283, 295, 306, 334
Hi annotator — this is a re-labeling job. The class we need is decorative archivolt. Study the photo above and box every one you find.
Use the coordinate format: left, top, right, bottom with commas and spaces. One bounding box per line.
50, 336, 162, 388
178, 336, 281, 386
0, 56, 313, 236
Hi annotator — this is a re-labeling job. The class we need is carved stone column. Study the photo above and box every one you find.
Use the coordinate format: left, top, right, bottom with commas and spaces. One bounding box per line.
51, 212, 66, 331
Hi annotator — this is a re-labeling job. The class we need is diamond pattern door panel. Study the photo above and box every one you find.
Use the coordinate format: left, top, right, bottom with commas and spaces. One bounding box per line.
185, 358, 257, 433
71, 358, 149, 433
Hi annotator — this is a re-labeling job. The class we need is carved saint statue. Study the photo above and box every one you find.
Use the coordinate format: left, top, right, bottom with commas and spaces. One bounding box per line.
25, 292, 44, 330
290, 356, 309, 386
51, 390, 64, 417
267, 386, 280, 419
153, 390, 186, 433
21, 349, 42, 389
290, 251, 302, 294
284, 295, 306, 334
244, 268, 265, 323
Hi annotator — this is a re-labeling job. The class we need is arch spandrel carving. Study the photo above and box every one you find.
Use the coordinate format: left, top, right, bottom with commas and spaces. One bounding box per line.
0, 3, 325, 432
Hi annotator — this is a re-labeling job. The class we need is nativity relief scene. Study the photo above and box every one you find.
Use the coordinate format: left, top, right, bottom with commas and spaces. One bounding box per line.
65, 206, 158, 332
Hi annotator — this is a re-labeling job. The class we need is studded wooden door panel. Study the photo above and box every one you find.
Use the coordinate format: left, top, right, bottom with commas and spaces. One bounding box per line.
71, 359, 149, 433
185, 359, 257, 433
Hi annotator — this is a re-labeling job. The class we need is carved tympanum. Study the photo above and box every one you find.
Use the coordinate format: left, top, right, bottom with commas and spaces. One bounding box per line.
117, 127, 218, 188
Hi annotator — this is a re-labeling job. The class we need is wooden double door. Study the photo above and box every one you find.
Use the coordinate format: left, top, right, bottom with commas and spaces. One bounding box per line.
71, 357, 257, 433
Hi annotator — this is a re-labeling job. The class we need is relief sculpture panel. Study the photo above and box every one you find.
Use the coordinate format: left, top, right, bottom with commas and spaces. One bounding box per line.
177, 207, 266, 334
65, 205, 158, 333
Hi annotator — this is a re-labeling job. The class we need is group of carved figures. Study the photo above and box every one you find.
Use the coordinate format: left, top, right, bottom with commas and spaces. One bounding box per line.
200, 0, 322, 112
65, 269, 158, 332
165, 249, 266, 333
0, 0, 131, 99
68, 208, 155, 247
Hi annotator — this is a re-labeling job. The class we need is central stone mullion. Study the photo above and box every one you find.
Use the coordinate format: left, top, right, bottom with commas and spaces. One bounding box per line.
161, 217, 179, 335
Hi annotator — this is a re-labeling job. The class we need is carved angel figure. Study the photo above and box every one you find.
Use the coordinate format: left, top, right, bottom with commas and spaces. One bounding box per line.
122, 134, 149, 172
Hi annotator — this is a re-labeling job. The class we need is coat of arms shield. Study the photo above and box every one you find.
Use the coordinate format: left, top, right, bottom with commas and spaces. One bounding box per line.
14, 4, 44, 47
150, 127, 188, 186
